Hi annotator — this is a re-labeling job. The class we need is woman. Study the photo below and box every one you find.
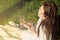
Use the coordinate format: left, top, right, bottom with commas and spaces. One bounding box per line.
20, 1, 57, 40
36, 1, 57, 40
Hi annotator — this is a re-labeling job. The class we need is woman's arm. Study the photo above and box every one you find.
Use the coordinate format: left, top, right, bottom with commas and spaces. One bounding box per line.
19, 17, 42, 35
27, 22, 36, 34
20, 18, 35, 34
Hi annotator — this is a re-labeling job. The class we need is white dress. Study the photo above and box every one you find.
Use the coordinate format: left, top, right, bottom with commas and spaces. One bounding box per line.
22, 30, 33, 40
21, 18, 52, 40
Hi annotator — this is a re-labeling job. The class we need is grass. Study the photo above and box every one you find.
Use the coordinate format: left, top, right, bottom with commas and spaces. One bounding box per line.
0, 0, 60, 24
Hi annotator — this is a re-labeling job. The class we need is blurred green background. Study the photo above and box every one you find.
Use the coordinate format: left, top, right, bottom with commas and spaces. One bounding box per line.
0, 0, 60, 24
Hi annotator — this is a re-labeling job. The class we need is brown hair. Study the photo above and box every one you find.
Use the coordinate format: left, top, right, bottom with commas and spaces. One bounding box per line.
43, 1, 57, 25
38, 1, 57, 40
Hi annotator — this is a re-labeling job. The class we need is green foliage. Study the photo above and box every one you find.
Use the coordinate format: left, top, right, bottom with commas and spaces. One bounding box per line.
0, 0, 60, 24
10, 1, 43, 24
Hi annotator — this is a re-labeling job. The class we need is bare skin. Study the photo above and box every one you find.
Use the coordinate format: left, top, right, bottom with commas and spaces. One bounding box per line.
19, 5, 46, 35
38, 5, 46, 20
19, 18, 35, 34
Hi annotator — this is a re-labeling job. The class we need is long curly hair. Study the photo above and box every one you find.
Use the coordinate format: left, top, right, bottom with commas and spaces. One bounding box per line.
38, 1, 57, 40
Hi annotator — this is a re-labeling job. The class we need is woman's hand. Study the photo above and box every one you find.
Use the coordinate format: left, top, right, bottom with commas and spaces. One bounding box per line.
19, 18, 26, 26
27, 22, 36, 34
19, 18, 32, 28
27, 22, 33, 28
20, 18, 35, 34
